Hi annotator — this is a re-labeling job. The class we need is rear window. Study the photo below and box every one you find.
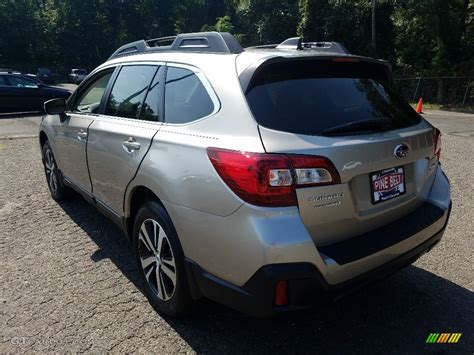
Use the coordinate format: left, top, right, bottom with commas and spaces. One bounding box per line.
245, 59, 421, 136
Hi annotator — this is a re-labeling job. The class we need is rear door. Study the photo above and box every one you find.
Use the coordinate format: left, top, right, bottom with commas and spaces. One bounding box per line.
87, 64, 164, 216
245, 58, 438, 246
0, 75, 14, 112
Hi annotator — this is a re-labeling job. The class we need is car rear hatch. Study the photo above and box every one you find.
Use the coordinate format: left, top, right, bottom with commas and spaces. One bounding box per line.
243, 56, 439, 247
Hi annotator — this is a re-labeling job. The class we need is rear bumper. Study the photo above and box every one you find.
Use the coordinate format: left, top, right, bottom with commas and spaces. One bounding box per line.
186, 201, 451, 317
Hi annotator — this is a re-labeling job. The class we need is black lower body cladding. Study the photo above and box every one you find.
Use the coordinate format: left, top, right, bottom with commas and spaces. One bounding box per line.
185, 202, 451, 317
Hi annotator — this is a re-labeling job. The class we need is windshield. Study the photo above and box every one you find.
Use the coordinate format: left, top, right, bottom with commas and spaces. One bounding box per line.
245, 59, 421, 136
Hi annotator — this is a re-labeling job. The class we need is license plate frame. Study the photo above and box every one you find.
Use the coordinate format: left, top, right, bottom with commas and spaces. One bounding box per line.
370, 166, 406, 204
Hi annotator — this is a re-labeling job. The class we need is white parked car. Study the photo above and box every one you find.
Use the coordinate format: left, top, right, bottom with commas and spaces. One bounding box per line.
68, 69, 87, 84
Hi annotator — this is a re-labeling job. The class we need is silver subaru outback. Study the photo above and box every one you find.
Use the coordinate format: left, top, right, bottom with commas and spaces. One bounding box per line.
40, 32, 451, 317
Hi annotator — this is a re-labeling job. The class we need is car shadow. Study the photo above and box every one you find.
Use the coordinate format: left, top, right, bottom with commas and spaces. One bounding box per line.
58, 195, 473, 354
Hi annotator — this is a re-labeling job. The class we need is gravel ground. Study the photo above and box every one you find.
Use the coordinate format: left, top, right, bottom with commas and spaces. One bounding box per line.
0, 115, 473, 353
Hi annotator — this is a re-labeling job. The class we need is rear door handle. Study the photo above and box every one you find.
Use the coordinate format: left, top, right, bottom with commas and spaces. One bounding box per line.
122, 137, 141, 152
77, 130, 88, 140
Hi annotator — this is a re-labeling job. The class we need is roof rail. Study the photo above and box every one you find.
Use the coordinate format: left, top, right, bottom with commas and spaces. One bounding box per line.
248, 37, 349, 54
108, 32, 244, 60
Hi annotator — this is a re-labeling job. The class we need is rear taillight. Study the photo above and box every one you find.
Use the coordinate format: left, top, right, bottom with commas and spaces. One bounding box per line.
434, 128, 441, 160
207, 148, 340, 207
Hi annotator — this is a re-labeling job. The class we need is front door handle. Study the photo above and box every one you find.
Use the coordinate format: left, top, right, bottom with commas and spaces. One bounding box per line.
122, 137, 141, 152
77, 130, 88, 140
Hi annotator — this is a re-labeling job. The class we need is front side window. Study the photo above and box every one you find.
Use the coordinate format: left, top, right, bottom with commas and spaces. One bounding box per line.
74, 71, 113, 114
105, 65, 157, 119
164, 67, 214, 124
7, 76, 38, 88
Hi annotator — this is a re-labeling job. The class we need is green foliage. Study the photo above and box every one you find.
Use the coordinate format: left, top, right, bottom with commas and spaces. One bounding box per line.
235, 0, 299, 45
0, 0, 471, 79
393, 0, 473, 77
216, 15, 234, 33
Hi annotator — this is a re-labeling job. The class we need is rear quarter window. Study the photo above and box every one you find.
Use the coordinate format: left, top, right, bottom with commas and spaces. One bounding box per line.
245, 59, 421, 136
164, 66, 215, 124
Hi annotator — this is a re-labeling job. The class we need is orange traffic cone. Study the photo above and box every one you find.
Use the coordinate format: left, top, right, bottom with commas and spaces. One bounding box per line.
415, 97, 423, 113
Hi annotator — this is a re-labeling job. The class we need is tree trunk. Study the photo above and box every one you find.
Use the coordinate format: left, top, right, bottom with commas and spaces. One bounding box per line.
437, 79, 444, 104
371, 0, 376, 57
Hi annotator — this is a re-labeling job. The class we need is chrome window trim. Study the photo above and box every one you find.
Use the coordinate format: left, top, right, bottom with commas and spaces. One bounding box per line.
77, 60, 221, 127
91, 112, 163, 127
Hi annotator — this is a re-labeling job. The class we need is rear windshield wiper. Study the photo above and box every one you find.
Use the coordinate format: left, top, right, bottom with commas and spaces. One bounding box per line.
321, 118, 391, 136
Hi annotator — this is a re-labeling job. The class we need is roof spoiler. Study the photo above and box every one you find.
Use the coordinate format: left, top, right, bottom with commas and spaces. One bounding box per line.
248, 37, 349, 54
239, 56, 393, 94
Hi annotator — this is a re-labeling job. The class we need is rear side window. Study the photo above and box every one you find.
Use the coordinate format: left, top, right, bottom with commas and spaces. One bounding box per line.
141, 66, 164, 122
106, 65, 157, 119
164, 67, 214, 124
245, 60, 421, 136
7, 76, 38, 88
0, 76, 8, 86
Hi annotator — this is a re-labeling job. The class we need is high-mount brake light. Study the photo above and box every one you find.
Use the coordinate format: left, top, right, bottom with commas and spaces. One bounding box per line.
331, 57, 360, 63
434, 128, 441, 161
207, 148, 340, 207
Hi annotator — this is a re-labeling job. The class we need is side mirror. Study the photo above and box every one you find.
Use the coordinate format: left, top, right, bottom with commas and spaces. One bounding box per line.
44, 98, 66, 115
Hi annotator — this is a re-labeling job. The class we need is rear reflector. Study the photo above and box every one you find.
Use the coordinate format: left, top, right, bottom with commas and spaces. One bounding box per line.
274, 280, 289, 306
207, 148, 340, 207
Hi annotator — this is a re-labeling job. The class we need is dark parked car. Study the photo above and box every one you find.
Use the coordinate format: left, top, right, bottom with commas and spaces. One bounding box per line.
0, 73, 71, 113
37, 67, 54, 84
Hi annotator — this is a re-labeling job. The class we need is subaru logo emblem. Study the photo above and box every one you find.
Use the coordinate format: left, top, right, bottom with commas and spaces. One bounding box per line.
394, 144, 410, 159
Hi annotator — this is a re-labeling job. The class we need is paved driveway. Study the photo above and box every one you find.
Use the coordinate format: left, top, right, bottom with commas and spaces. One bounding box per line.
0, 111, 472, 353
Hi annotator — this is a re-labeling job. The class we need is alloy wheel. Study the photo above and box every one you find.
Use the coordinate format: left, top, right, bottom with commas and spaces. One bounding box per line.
44, 148, 59, 193
138, 219, 177, 301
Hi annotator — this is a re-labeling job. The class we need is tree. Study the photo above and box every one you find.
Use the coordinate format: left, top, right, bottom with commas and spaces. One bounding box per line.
236, 0, 299, 45
0, 0, 471, 97
297, 0, 329, 40
371, 0, 377, 57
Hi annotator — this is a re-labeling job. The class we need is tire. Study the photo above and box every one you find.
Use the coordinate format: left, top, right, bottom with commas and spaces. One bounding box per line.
42, 141, 71, 200
133, 201, 192, 317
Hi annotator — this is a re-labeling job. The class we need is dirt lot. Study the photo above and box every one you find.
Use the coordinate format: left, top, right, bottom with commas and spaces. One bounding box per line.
0, 111, 473, 353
